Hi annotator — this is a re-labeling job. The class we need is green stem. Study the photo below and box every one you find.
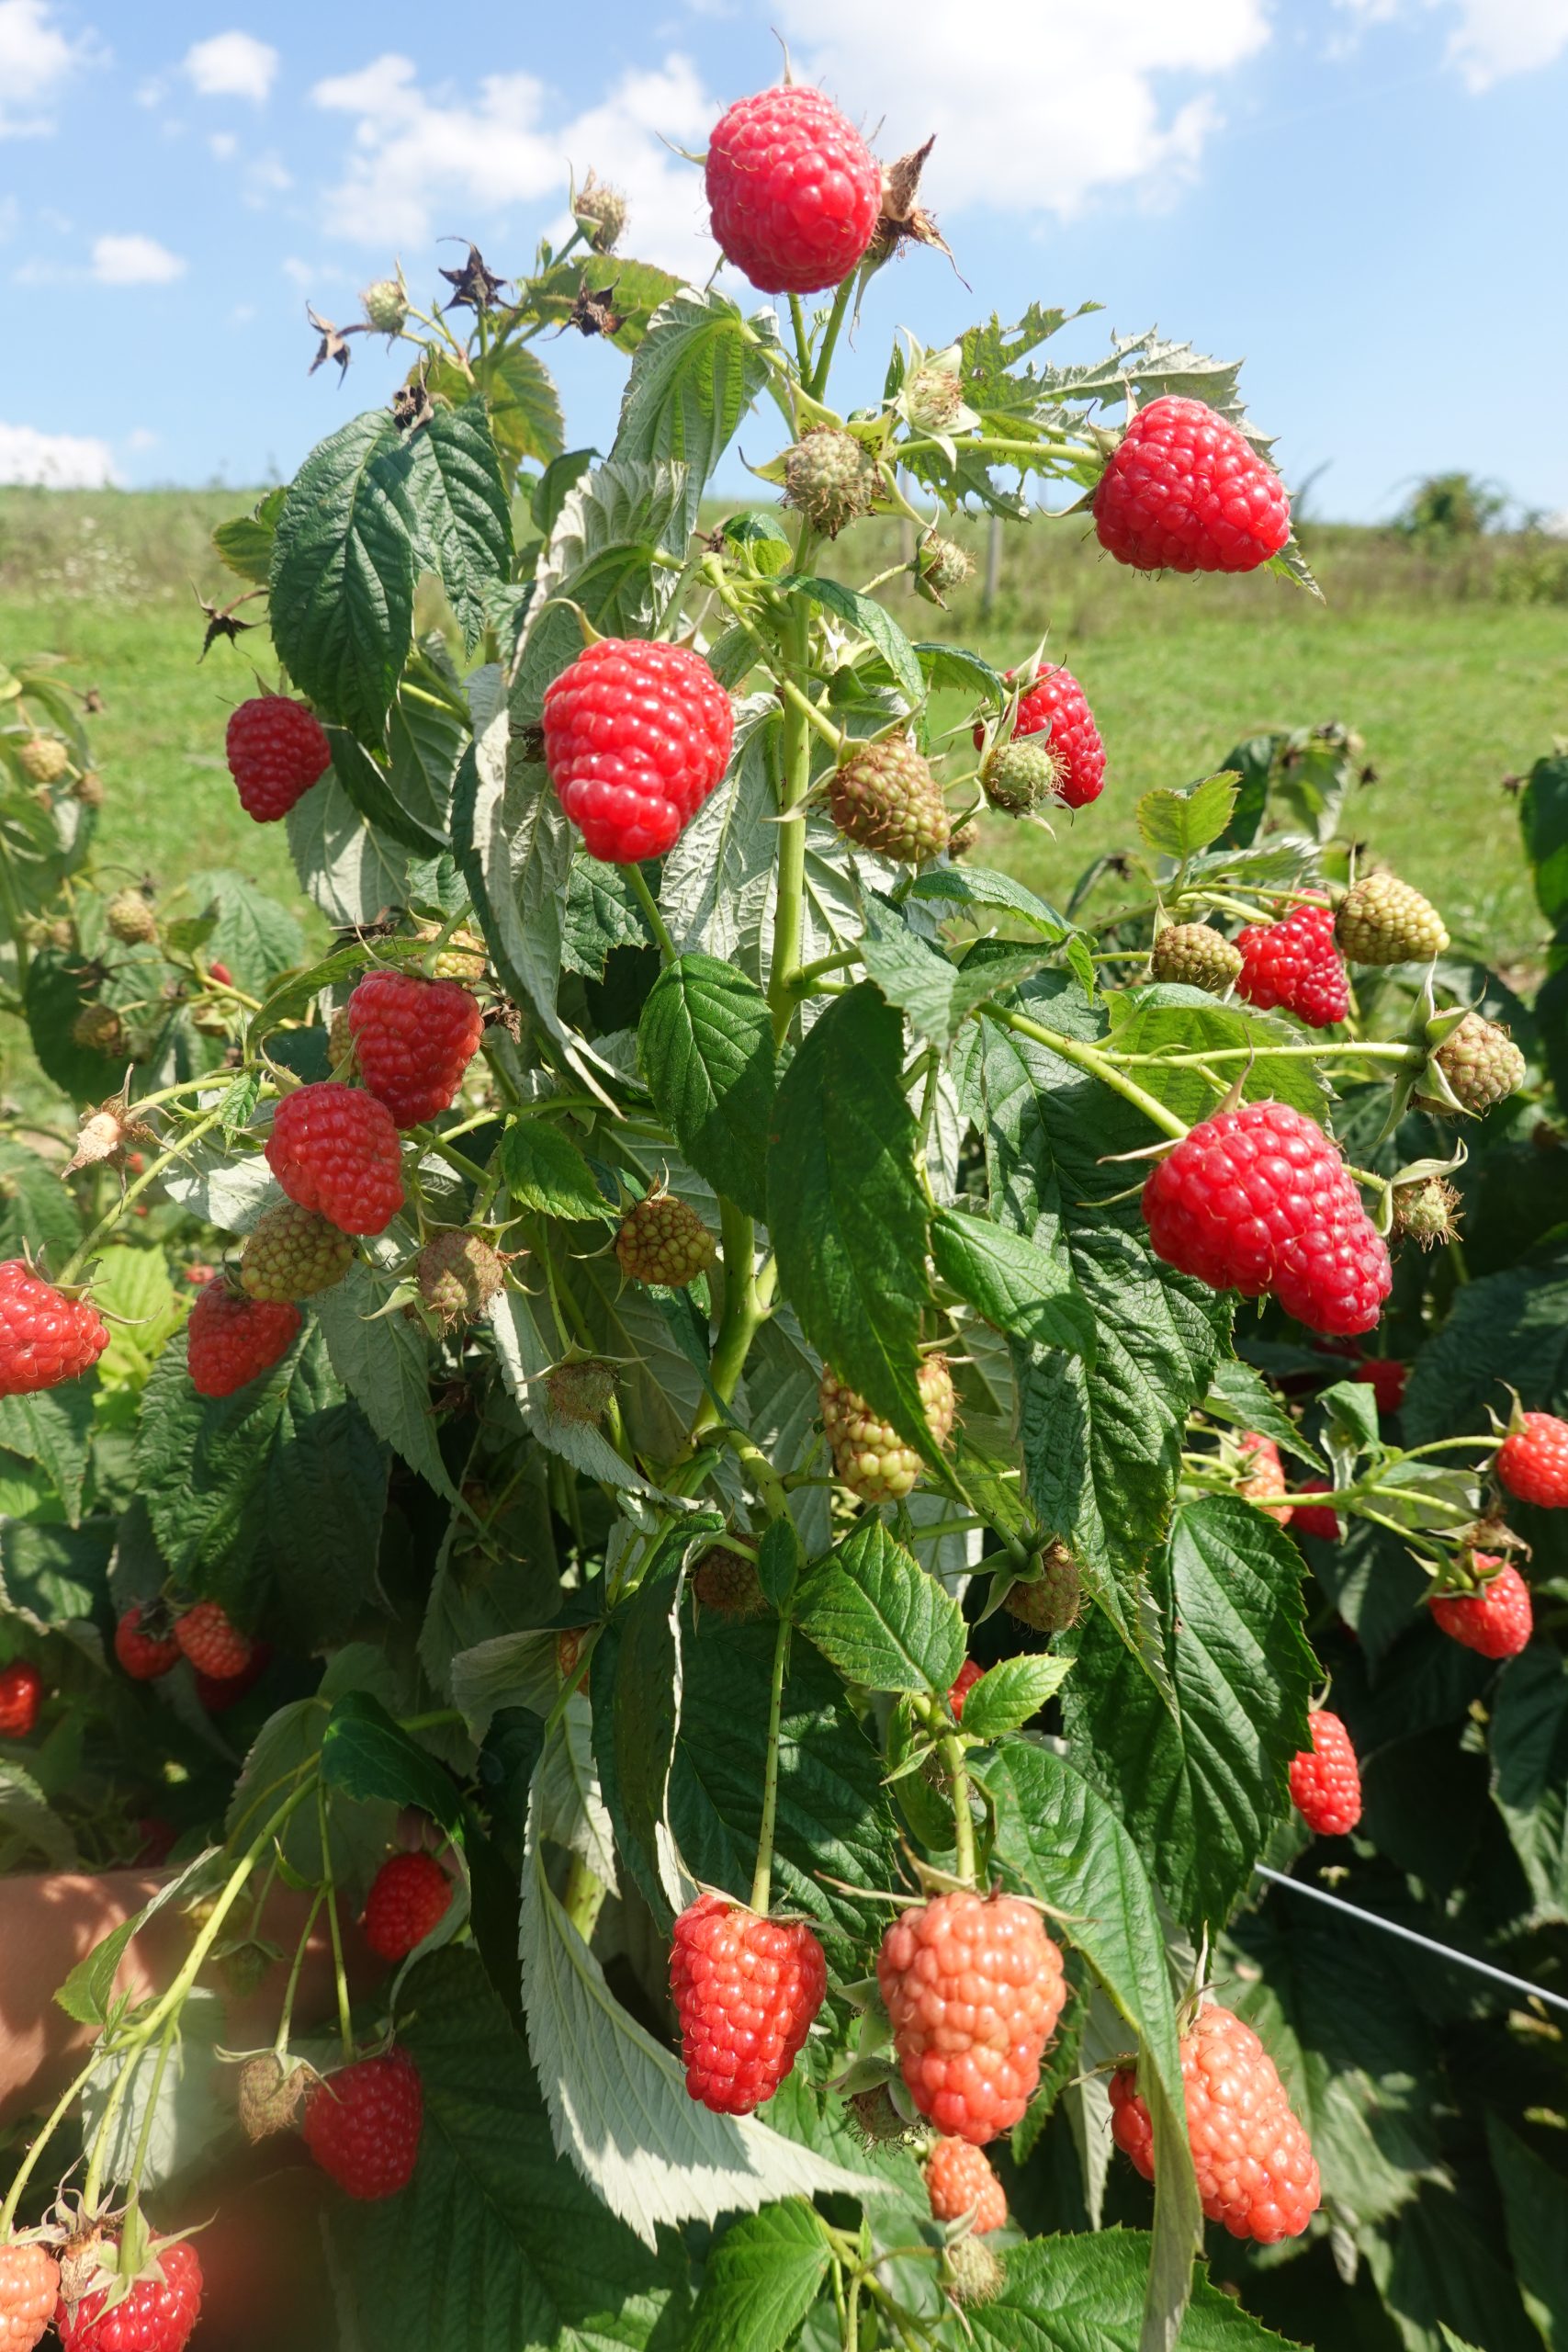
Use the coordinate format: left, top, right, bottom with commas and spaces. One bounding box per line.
806, 279, 854, 401
984, 1004, 1189, 1140
319, 1784, 355, 2064
1109, 1040, 1421, 1069
788, 293, 813, 379
720, 1425, 793, 1523
768, 603, 814, 1045
0, 2045, 109, 2235
792, 944, 863, 990
273, 1886, 326, 2055
750, 1611, 792, 1915
690, 1202, 763, 1442
59, 1103, 229, 1283
624, 862, 676, 962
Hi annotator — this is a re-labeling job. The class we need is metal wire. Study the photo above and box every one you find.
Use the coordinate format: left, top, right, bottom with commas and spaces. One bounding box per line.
1254, 1865, 1568, 2018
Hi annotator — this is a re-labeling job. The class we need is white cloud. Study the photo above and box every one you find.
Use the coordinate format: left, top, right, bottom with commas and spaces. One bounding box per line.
1335, 0, 1568, 87
183, 31, 279, 101
91, 233, 186, 285
0, 0, 90, 137
0, 421, 118, 487
209, 130, 237, 159
773, 0, 1269, 216
310, 52, 715, 270
126, 426, 158, 452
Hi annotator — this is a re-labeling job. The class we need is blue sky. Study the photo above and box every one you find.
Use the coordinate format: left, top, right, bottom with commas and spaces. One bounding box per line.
3, 0, 1566, 521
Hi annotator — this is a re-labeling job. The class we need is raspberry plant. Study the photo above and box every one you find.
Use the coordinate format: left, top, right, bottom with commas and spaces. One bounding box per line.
0, 64, 1565, 2352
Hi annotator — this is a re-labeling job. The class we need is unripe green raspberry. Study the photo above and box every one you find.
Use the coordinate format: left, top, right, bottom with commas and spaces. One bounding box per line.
849, 2085, 918, 2147
914, 533, 974, 605
948, 817, 979, 859
327, 1005, 355, 1071
692, 1543, 765, 1618
241, 1202, 355, 1302
943, 2236, 1005, 2307
361, 274, 409, 335
546, 1356, 616, 1423
614, 1192, 716, 1288
106, 889, 157, 945
784, 428, 878, 537
819, 1355, 955, 1503
1150, 922, 1245, 993
418, 1229, 507, 1323
73, 1002, 125, 1056
1393, 1176, 1461, 1250
48, 916, 75, 949
414, 921, 487, 983
1336, 873, 1449, 965
982, 739, 1058, 817
219, 1940, 273, 1998
17, 734, 69, 785
829, 740, 949, 864
1004, 1541, 1081, 1633
905, 358, 964, 434
1418, 1012, 1527, 1115
573, 170, 627, 253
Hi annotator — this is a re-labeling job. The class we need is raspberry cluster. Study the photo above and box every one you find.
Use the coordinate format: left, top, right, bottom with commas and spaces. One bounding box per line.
266, 1082, 405, 1237
346, 969, 484, 1127
819, 1357, 955, 1503
174, 1600, 252, 1681
669, 1892, 827, 2114
417, 1231, 506, 1325
1496, 1411, 1568, 1509
1418, 1012, 1527, 1115
926, 2137, 1008, 2233
114, 1604, 181, 1681
877, 1889, 1066, 2143
948, 1658, 985, 1718
705, 85, 880, 295
186, 1276, 300, 1398
225, 695, 332, 823
784, 428, 879, 537
1289, 1710, 1362, 1836
1353, 1358, 1406, 1417
363, 1849, 453, 1963
302, 2048, 424, 2200
54, 2238, 203, 2352
0, 1261, 108, 1397
1141, 1100, 1392, 1337
1092, 396, 1291, 574
1427, 1555, 1532, 1658
1235, 905, 1349, 1029
692, 1544, 766, 1618
1111, 2002, 1320, 2242
542, 639, 734, 864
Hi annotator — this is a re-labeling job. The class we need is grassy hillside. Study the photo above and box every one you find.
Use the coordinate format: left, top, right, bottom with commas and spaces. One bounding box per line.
2, 487, 1563, 972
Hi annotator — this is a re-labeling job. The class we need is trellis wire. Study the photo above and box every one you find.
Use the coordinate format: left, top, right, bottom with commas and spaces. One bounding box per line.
1255, 1864, 1568, 2018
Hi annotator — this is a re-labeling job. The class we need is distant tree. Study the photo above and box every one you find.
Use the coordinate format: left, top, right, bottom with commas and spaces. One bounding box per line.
1396, 469, 1508, 542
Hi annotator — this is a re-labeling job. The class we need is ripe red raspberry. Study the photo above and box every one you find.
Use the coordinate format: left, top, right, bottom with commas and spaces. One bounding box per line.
1092, 396, 1291, 575
1235, 905, 1349, 1029
173, 1599, 251, 1680
0, 2239, 59, 2350
669, 1892, 827, 2115
193, 1639, 271, 1713
877, 1890, 1066, 2144
705, 85, 880, 295
113, 1605, 180, 1681
973, 667, 1105, 809
363, 1849, 453, 1963
1141, 1100, 1392, 1338
54, 2236, 203, 2352
303, 2047, 423, 2199
542, 639, 733, 863
948, 1659, 985, 1718
0, 1662, 42, 1738
345, 969, 484, 1128
1497, 1411, 1568, 1510
1111, 2003, 1319, 2243
225, 695, 332, 823
1235, 1430, 1292, 1522
926, 2136, 1008, 2233
186, 1275, 299, 1398
1428, 1555, 1532, 1659
1353, 1358, 1406, 1417
0, 1261, 108, 1397
1290, 1478, 1341, 1543
266, 1082, 405, 1236
1289, 1710, 1361, 1835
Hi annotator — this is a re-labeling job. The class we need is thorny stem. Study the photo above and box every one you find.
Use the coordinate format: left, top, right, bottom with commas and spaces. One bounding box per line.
690, 1203, 764, 1443
624, 862, 676, 962
788, 294, 814, 379
917, 1694, 977, 1886
769, 595, 816, 1045
0, 2046, 109, 2235
749, 1607, 792, 1916
59, 1104, 229, 1283
319, 1784, 355, 2065
983, 1004, 1190, 1141
274, 1886, 327, 2056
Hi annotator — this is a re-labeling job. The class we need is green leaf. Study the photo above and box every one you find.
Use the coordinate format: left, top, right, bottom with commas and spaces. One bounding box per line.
795, 1518, 964, 1697
22, 949, 130, 1102
561, 855, 649, 978
637, 955, 774, 1220
1062, 1496, 1315, 1929
476, 343, 566, 471
1490, 1646, 1568, 1919
332, 1947, 690, 2343
532, 448, 597, 539
960, 1654, 1072, 1738
612, 289, 777, 547
453, 670, 577, 1060
756, 1518, 802, 1612
270, 409, 414, 739
0, 1384, 93, 1524
686, 2203, 829, 2352
667, 1614, 898, 1935
931, 1207, 1097, 1361
965, 2232, 1302, 2348
593, 1545, 686, 1923
286, 759, 411, 927
320, 1690, 464, 1836
1520, 749, 1568, 929
211, 487, 284, 586
1364, 2180, 1543, 2352
497, 1118, 611, 1222
56, 1851, 219, 2027
908, 862, 1071, 940
859, 897, 1045, 1048
1135, 775, 1239, 861
0, 1757, 76, 1868
327, 726, 447, 854
314, 1262, 455, 1503
513, 458, 690, 721
387, 401, 513, 651
0, 1136, 79, 1265
523, 254, 684, 353
1103, 992, 1328, 1125
182, 867, 307, 995
767, 985, 933, 1457
0, 1518, 112, 1633
87, 1246, 185, 1392
779, 575, 924, 709
1486, 2114, 1568, 2350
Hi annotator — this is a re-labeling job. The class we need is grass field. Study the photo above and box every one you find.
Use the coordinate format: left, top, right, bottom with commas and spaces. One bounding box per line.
2, 487, 1564, 989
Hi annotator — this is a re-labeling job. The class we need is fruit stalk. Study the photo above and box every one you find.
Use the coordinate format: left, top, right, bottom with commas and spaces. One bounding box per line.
689, 1202, 763, 1444
749, 1609, 793, 1915
58, 1102, 231, 1284
769, 596, 815, 1044
985, 1005, 1190, 1141
319, 1782, 355, 2064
